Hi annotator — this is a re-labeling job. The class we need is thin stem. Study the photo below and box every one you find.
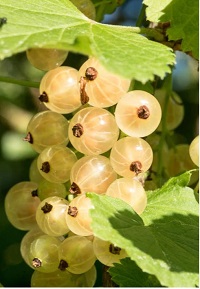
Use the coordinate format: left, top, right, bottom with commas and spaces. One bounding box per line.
95, 1, 110, 22
140, 27, 165, 42
194, 181, 199, 194
156, 74, 172, 187
136, 4, 146, 27
0, 76, 39, 88
93, 0, 111, 8
102, 265, 118, 287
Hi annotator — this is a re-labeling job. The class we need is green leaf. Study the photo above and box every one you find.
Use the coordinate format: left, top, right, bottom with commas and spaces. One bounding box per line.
92, 0, 125, 14
131, 80, 154, 94
109, 257, 162, 287
143, 0, 172, 21
0, 0, 175, 83
92, 0, 125, 22
88, 172, 199, 287
142, 170, 198, 224
143, 0, 199, 59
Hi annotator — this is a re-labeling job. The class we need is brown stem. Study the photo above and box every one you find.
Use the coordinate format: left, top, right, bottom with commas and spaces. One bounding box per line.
80, 76, 89, 105
102, 265, 118, 287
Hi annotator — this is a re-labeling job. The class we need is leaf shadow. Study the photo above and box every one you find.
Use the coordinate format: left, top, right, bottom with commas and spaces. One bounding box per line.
108, 209, 199, 274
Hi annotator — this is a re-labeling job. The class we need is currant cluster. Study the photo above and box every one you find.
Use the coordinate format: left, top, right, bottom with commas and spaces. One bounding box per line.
4, 48, 199, 287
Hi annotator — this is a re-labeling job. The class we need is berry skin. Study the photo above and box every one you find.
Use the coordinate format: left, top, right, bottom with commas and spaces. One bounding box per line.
70, 0, 96, 20
70, 155, 117, 195
29, 157, 45, 184
110, 136, 153, 178
4, 181, 40, 231
39, 66, 82, 114
93, 237, 128, 266
115, 90, 162, 137
37, 180, 67, 201
58, 235, 96, 274
164, 144, 199, 185
20, 227, 44, 266
78, 57, 131, 108
37, 145, 77, 183
106, 178, 147, 215
155, 89, 184, 131
68, 107, 119, 155
36, 196, 70, 236
24, 111, 69, 153
65, 194, 94, 236
30, 265, 97, 287
189, 135, 199, 167
26, 48, 68, 71
28, 234, 62, 273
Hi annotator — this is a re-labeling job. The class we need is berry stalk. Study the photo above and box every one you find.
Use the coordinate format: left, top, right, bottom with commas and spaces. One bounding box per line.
0, 76, 39, 88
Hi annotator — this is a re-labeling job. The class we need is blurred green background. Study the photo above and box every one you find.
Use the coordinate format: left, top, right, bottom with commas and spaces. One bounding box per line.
0, 0, 199, 286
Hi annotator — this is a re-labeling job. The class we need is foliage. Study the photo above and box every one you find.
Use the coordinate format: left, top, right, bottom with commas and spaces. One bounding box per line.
88, 171, 199, 287
108, 257, 162, 287
144, 0, 199, 58
0, 0, 175, 82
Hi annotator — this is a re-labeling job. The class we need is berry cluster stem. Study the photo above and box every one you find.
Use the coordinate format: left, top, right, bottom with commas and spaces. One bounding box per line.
0, 76, 39, 88
156, 74, 172, 186
136, 4, 147, 27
